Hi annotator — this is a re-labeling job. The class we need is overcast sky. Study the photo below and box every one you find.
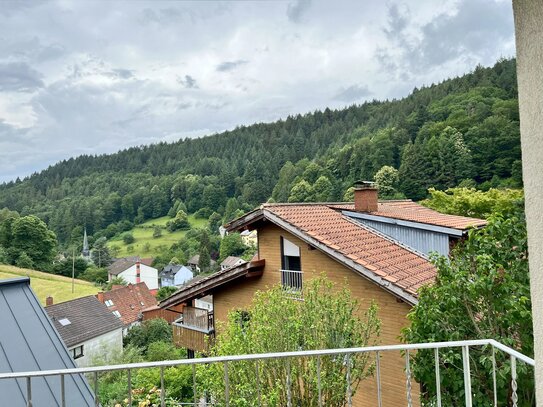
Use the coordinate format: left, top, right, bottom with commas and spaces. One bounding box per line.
0, 0, 515, 182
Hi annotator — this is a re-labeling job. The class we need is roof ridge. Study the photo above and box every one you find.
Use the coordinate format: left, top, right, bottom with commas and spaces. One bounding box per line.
341, 214, 430, 261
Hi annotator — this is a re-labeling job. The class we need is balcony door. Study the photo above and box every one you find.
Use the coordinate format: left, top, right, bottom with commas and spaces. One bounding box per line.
281, 237, 302, 291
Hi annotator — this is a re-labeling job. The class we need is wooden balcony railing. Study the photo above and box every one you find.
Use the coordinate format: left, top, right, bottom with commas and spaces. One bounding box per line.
172, 307, 214, 352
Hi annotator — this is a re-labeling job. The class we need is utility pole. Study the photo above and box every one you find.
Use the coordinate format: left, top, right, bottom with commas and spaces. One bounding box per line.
72, 247, 75, 294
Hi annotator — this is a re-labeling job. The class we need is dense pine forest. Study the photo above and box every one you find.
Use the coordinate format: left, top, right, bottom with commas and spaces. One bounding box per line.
0, 58, 520, 249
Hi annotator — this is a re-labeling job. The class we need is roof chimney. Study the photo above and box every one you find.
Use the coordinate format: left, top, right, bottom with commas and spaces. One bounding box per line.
353, 181, 378, 212
97, 292, 104, 303
46, 296, 53, 306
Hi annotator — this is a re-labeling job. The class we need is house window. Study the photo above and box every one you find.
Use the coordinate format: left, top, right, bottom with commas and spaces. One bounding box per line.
105, 300, 114, 307
280, 237, 303, 291
112, 310, 121, 318
72, 345, 84, 360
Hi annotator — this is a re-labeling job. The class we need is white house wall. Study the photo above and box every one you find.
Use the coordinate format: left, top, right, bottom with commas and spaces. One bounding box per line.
173, 267, 193, 286
70, 328, 123, 367
118, 264, 159, 290
354, 218, 450, 257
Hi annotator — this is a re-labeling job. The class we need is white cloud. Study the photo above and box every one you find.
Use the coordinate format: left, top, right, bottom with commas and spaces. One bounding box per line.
0, 0, 516, 182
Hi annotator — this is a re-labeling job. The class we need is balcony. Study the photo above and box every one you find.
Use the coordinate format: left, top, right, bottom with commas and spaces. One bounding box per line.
0, 339, 534, 407
173, 306, 214, 353
280, 269, 303, 295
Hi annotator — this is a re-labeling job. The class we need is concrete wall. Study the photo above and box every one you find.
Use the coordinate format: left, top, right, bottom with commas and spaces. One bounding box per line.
213, 223, 420, 407
70, 328, 123, 367
513, 0, 543, 400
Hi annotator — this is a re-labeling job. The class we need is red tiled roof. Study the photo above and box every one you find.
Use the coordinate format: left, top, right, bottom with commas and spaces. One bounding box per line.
330, 201, 487, 230
97, 283, 158, 326
263, 204, 437, 297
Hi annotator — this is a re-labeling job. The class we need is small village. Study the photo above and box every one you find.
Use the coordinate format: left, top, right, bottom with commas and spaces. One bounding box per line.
1, 1, 543, 406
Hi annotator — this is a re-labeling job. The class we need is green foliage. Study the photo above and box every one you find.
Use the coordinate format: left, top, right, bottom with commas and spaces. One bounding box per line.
4, 215, 57, 270
402, 203, 533, 406
198, 246, 210, 271
93, 341, 191, 406
152, 225, 162, 238
105, 276, 127, 291
200, 277, 380, 406
79, 266, 108, 284
15, 252, 34, 269
166, 210, 190, 232
374, 165, 402, 199
208, 211, 222, 235
52, 257, 88, 278
146, 341, 185, 362
91, 236, 112, 267
123, 319, 173, 354
156, 286, 178, 302
219, 233, 246, 261
122, 232, 135, 244
421, 187, 524, 219
288, 179, 314, 202
0, 245, 7, 264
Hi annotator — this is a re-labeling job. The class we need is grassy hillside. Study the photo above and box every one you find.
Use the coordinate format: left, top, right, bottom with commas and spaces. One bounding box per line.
107, 214, 207, 258
0, 265, 99, 305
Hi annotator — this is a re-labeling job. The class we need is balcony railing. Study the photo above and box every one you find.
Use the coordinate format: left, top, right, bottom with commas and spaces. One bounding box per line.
0, 339, 534, 407
280, 269, 303, 292
174, 306, 214, 334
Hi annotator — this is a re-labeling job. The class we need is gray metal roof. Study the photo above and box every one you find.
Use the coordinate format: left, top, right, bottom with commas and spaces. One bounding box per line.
0, 277, 95, 406
45, 295, 123, 348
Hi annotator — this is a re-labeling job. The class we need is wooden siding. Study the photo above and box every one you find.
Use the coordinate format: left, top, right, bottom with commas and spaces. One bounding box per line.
142, 307, 181, 324
213, 224, 420, 407
173, 325, 212, 353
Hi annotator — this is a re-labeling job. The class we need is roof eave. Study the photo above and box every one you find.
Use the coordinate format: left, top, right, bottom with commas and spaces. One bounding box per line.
224, 208, 265, 232
159, 259, 266, 308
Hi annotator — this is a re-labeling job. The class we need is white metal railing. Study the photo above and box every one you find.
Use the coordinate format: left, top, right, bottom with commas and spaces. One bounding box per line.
280, 269, 303, 292
0, 339, 534, 407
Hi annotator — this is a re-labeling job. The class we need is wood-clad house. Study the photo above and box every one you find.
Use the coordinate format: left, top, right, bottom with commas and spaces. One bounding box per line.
157, 184, 486, 406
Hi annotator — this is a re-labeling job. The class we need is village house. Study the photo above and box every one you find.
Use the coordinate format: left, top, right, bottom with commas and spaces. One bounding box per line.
240, 229, 257, 246
96, 282, 158, 335
45, 295, 124, 367
157, 183, 486, 406
107, 256, 159, 291
187, 254, 216, 273
219, 255, 245, 271
0, 277, 95, 405
160, 264, 194, 287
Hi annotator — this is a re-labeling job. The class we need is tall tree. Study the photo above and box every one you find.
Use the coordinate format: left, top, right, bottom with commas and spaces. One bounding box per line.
402, 202, 533, 406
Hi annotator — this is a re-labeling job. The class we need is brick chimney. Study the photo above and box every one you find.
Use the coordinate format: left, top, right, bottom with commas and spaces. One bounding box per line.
46, 296, 53, 306
136, 261, 141, 284
354, 181, 378, 212
96, 292, 104, 303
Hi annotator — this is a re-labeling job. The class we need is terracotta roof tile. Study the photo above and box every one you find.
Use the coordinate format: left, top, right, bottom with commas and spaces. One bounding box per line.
97, 283, 158, 326
329, 201, 486, 230
264, 204, 437, 296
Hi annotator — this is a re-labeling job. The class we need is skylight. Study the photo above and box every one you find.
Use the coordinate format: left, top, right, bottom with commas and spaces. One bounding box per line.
58, 318, 71, 326
105, 300, 114, 307
112, 310, 121, 318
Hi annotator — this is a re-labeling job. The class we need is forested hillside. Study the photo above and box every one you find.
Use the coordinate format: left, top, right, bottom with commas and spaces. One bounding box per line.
0, 58, 520, 248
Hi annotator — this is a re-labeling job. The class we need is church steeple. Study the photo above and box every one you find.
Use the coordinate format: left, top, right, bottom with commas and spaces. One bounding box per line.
82, 227, 90, 258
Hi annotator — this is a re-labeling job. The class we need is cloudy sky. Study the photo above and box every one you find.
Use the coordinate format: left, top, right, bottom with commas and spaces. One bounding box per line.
0, 0, 515, 182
